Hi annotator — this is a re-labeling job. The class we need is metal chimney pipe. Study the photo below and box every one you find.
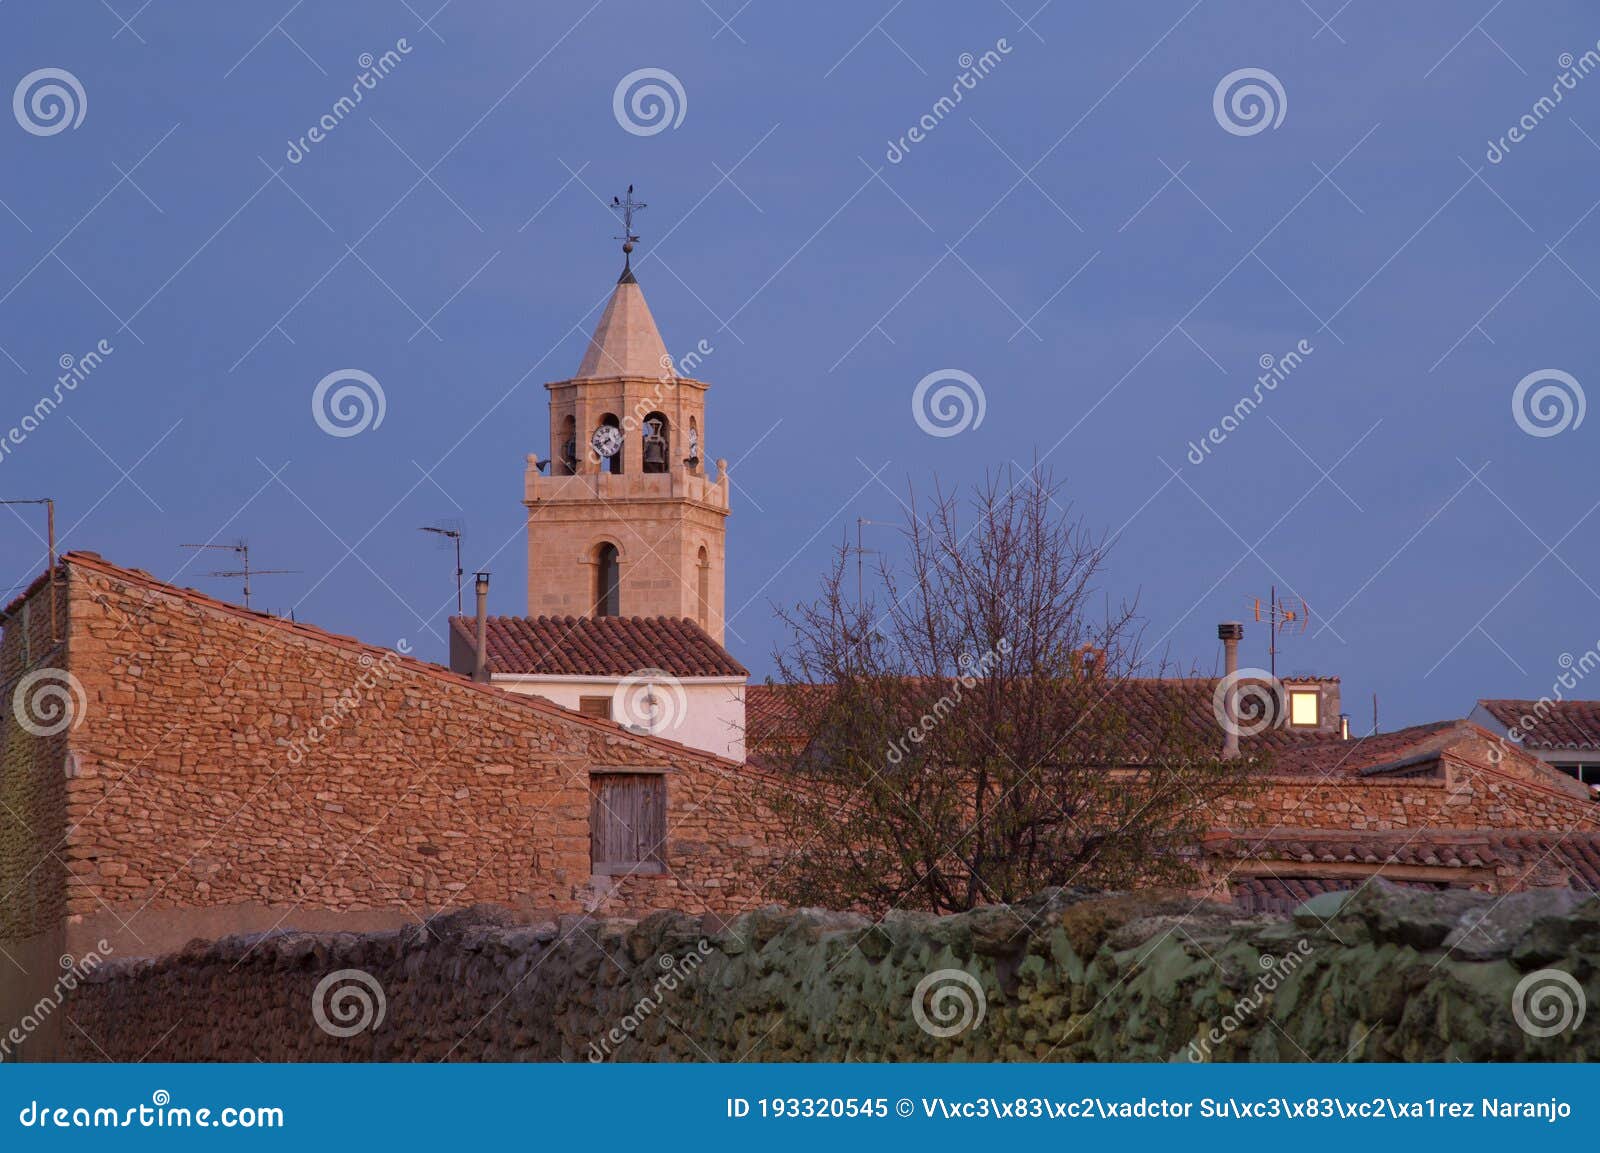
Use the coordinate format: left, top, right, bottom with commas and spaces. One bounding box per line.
1218, 621, 1244, 760
473, 571, 491, 684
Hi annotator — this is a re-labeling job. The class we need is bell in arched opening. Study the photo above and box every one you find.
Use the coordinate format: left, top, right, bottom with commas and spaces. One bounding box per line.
641, 413, 670, 474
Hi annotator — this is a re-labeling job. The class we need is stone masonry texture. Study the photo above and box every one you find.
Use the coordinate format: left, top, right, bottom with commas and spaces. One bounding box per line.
0, 559, 784, 974
60, 883, 1600, 1062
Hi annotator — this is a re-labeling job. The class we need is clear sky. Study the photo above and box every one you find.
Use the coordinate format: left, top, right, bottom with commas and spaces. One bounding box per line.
1, 1, 1596, 730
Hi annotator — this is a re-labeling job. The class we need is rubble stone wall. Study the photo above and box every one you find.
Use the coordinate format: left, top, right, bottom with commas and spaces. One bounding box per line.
2, 561, 783, 970
56, 884, 1600, 1062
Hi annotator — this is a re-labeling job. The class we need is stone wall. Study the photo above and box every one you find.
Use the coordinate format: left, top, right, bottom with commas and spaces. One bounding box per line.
1, 557, 783, 972
0, 573, 71, 1059
1218, 760, 1597, 836
55, 883, 1600, 1062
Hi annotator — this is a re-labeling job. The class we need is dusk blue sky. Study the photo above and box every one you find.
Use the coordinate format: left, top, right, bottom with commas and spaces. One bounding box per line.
2, 1, 1597, 731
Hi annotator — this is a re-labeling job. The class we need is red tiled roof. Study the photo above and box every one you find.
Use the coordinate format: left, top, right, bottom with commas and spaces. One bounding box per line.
746, 677, 1348, 762
8, 552, 745, 766
1206, 829, 1600, 892
448, 615, 746, 678
1477, 698, 1600, 751
1269, 720, 1462, 776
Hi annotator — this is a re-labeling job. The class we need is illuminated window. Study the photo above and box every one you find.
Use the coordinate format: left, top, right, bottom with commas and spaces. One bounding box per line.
1288, 689, 1320, 727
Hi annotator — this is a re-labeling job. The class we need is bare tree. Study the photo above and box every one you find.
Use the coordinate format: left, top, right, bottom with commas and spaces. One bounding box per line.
756, 467, 1260, 914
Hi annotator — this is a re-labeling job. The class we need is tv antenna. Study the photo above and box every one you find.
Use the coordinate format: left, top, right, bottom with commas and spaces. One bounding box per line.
180, 541, 299, 610
419, 523, 465, 613
1250, 585, 1309, 680
854, 517, 891, 611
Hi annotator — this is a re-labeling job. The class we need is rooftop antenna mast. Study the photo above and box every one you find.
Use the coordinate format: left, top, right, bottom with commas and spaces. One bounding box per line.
179, 541, 299, 610
2, 498, 57, 641
419, 524, 465, 613
1249, 585, 1309, 680
610, 184, 646, 279
854, 517, 891, 611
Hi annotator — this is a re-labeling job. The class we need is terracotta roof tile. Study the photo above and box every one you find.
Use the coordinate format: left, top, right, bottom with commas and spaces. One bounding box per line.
1207, 829, 1600, 893
1478, 698, 1600, 750
746, 677, 1347, 763
449, 615, 746, 678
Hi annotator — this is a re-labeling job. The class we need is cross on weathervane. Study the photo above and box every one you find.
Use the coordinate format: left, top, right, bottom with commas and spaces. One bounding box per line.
611, 185, 647, 278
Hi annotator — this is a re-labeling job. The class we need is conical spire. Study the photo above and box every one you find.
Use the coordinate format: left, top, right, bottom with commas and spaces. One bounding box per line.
574, 270, 671, 379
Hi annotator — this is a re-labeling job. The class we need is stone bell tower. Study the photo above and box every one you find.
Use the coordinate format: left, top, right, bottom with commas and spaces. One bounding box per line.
524, 201, 730, 642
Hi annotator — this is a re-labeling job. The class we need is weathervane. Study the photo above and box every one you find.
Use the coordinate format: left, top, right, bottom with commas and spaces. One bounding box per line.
611, 185, 646, 279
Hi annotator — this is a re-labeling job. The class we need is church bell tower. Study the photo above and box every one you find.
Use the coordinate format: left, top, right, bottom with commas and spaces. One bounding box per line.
524, 191, 730, 642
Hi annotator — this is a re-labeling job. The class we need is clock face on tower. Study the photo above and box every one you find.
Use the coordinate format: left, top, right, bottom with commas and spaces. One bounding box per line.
590, 424, 623, 460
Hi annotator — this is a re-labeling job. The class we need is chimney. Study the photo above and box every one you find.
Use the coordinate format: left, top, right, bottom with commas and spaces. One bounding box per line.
473, 571, 491, 684
1218, 621, 1243, 760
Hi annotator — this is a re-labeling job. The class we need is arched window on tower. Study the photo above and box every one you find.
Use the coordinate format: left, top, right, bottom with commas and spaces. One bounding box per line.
594, 542, 620, 617
696, 546, 710, 630
642, 412, 670, 474
559, 415, 577, 475
685, 417, 701, 472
